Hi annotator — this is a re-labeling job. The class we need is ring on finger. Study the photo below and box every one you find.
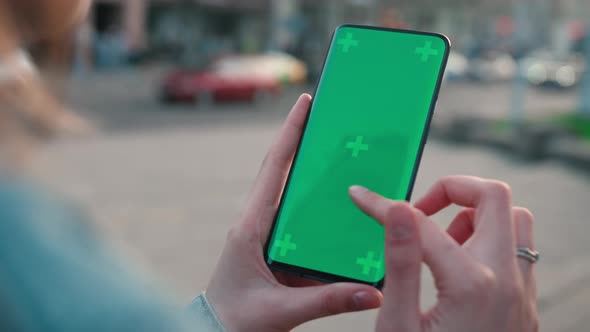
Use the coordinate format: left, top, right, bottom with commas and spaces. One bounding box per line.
516, 247, 540, 264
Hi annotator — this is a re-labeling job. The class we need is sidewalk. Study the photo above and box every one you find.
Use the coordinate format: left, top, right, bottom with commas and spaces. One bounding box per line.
41, 100, 590, 331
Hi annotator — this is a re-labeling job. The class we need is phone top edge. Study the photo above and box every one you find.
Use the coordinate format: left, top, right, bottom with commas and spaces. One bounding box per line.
335, 24, 452, 51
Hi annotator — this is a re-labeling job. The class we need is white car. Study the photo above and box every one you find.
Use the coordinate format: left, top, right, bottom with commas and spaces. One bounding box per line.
212, 52, 308, 84
443, 50, 469, 81
468, 51, 517, 82
521, 50, 586, 88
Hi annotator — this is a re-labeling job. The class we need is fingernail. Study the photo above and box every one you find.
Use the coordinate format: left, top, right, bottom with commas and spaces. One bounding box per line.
392, 224, 412, 240
352, 291, 372, 310
388, 203, 415, 240
299, 93, 311, 102
352, 291, 383, 310
349, 185, 368, 198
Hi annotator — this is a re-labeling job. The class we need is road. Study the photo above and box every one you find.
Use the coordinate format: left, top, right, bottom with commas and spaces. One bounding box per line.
66, 68, 578, 133
36, 70, 590, 331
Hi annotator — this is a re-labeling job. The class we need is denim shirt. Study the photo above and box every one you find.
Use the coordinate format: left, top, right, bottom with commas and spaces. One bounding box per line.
0, 179, 223, 331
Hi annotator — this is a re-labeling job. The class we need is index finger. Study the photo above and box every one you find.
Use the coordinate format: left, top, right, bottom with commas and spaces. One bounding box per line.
414, 176, 516, 263
241, 94, 311, 239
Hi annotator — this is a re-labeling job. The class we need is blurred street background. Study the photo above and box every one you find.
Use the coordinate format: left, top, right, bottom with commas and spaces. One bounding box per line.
31, 0, 590, 330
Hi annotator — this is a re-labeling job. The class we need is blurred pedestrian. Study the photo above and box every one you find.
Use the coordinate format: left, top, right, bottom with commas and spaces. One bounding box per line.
0, 2, 379, 331
95, 23, 129, 69
0, 1, 539, 331
379, 7, 408, 30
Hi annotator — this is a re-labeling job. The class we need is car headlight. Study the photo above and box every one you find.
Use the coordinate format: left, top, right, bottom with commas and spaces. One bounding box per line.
527, 63, 547, 84
555, 66, 576, 87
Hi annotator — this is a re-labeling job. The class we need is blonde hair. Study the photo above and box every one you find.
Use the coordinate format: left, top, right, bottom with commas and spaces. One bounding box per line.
0, 0, 90, 165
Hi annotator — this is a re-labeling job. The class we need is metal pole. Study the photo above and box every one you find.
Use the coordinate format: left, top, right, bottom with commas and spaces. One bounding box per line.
368, 0, 379, 25
269, 0, 298, 51
269, 0, 281, 51
326, 0, 340, 34
510, 0, 529, 127
580, 20, 590, 115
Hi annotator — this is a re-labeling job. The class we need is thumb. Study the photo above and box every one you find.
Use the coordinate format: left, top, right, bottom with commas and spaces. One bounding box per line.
279, 283, 382, 328
349, 186, 422, 331
379, 202, 422, 331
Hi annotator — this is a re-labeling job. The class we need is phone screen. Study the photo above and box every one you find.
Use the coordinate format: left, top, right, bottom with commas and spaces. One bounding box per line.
266, 25, 449, 285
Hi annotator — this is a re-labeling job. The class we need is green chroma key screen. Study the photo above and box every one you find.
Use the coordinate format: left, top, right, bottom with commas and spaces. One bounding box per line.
266, 25, 449, 285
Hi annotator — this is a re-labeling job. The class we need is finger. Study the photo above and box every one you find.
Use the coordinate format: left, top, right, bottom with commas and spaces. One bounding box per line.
414, 175, 516, 264
446, 208, 475, 245
379, 196, 422, 331
350, 186, 477, 296
242, 94, 311, 238
280, 283, 382, 328
513, 207, 536, 298
349, 186, 422, 329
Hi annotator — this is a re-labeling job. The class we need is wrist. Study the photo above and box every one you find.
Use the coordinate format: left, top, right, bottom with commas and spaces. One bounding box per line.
190, 291, 227, 332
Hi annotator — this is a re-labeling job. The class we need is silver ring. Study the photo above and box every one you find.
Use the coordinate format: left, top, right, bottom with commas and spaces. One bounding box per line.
517, 247, 540, 264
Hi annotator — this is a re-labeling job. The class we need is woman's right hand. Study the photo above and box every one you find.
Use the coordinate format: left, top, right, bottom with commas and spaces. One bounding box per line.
349, 175, 538, 332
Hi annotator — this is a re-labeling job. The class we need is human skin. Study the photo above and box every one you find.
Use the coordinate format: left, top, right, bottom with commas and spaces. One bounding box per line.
206, 94, 383, 332
349, 176, 538, 332
5, 0, 91, 43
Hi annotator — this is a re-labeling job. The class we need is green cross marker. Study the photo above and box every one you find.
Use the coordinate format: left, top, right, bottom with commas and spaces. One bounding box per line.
345, 136, 369, 157
275, 233, 297, 257
337, 33, 359, 53
356, 251, 382, 275
415, 41, 439, 62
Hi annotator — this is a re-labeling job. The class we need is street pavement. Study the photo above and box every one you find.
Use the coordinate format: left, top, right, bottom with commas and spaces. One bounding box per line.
36, 70, 590, 331
65, 68, 579, 133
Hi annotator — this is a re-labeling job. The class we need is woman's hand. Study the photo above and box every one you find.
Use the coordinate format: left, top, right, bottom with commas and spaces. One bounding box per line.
349, 176, 538, 332
206, 94, 383, 332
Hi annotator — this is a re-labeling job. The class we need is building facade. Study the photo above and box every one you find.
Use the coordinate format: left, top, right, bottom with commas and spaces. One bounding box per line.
79, 0, 587, 70
86, 0, 271, 68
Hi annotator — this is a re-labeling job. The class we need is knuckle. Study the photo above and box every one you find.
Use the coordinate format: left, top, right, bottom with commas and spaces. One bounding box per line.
225, 225, 241, 242
384, 203, 405, 224
319, 289, 342, 315
457, 267, 497, 299
513, 207, 535, 225
440, 174, 459, 183
389, 252, 419, 277
484, 180, 512, 200
436, 175, 455, 189
439, 174, 474, 186
384, 203, 416, 247
226, 224, 256, 245
499, 281, 525, 305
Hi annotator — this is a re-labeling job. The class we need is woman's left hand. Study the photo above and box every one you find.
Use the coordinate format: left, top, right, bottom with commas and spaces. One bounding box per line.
206, 94, 383, 332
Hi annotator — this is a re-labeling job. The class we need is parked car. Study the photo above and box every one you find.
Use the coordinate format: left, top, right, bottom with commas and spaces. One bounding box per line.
160, 52, 307, 104
521, 50, 586, 89
443, 50, 469, 81
467, 51, 517, 82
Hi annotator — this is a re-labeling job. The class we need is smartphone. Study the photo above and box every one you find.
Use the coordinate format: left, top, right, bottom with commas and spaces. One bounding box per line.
265, 25, 450, 288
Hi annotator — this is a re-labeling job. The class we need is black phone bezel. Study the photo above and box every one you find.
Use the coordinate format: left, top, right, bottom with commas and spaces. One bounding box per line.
264, 24, 451, 289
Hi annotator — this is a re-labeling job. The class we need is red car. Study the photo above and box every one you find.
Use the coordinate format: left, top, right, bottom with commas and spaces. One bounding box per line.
160, 55, 286, 104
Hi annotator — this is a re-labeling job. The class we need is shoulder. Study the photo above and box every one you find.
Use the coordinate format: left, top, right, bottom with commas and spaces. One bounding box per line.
0, 178, 91, 241
0, 179, 196, 331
